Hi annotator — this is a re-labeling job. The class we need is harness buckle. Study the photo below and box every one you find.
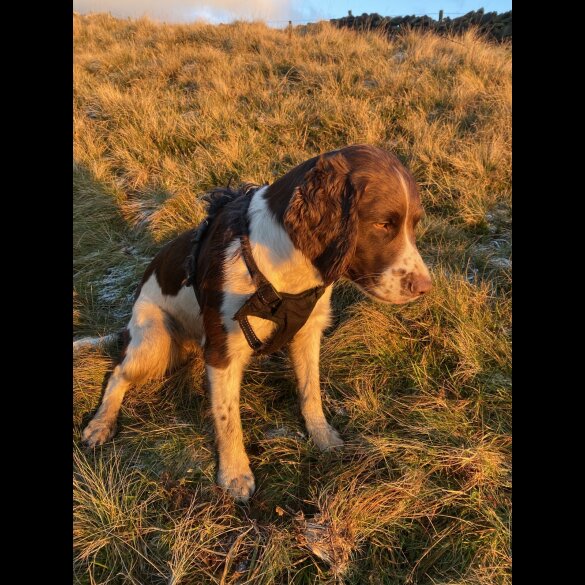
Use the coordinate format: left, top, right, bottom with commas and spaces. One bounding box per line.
256, 282, 282, 310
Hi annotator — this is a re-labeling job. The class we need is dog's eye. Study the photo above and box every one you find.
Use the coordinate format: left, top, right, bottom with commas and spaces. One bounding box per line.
374, 220, 396, 232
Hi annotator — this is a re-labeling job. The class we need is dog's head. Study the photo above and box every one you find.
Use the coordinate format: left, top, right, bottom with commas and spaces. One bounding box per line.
271, 144, 431, 304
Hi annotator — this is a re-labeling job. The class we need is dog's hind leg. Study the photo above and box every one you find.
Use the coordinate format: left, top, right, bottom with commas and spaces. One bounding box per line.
81, 300, 175, 448
81, 362, 132, 447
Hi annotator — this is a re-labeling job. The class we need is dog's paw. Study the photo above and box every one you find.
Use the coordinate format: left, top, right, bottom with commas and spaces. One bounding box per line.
308, 422, 344, 451
82, 418, 117, 448
218, 464, 256, 503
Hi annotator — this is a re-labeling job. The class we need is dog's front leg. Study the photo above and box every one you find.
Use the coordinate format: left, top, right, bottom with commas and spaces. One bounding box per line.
206, 357, 255, 502
290, 321, 344, 451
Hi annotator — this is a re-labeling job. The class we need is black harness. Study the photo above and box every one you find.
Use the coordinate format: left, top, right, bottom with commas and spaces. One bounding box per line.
186, 187, 326, 355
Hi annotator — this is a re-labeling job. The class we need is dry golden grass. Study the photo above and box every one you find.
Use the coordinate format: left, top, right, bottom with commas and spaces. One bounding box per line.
74, 13, 511, 584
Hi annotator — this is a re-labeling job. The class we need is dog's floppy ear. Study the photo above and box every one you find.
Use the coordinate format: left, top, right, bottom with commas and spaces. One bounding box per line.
283, 152, 359, 284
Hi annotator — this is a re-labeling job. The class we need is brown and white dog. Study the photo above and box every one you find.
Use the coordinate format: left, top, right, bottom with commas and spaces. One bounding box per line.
77, 144, 432, 502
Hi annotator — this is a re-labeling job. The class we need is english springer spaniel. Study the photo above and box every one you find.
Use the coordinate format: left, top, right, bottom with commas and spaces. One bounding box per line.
76, 144, 432, 502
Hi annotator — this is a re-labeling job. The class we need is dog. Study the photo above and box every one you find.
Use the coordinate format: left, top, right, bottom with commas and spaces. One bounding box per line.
77, 144, 432, 502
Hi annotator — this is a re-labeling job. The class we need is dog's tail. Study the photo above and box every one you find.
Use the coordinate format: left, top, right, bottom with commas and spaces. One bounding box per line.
73, 331, 122, 354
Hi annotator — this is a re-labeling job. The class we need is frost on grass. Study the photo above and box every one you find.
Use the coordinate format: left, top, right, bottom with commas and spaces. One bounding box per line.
470, 241, 512, 271
94, 264, 138, 320
73, 333, 119, 352
90, 248, 152, 322
264, 426, 306, 440
467, 203, 512, 279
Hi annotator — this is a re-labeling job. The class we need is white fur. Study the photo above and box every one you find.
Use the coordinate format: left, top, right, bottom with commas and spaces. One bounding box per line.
248, 187, 323, 292
207, 362, 255, 501
138, 274, 204, 342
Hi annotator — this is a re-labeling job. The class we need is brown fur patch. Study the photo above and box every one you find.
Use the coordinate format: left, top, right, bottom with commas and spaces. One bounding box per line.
194, 191, 257, 369
283, 153, 360, 284
136, 229, 197, 299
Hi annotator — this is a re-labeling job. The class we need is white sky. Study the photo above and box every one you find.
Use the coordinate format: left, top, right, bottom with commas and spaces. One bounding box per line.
74, 0, 315, 24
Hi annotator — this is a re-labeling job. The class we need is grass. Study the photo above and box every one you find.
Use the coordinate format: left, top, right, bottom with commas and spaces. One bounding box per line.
73, 13, 511, 585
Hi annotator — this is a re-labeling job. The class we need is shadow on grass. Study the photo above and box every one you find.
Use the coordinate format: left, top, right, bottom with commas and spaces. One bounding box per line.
73, 162, 210, 449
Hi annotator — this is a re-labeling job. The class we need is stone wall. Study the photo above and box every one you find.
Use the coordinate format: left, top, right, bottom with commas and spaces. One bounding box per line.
329, 8, 512, 42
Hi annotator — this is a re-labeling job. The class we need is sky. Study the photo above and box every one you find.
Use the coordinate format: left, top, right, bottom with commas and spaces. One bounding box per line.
73, 1, 513, 26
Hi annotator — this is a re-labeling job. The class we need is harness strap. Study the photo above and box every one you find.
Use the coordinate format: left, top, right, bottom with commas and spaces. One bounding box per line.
183, 218, 210, 307
186, 184, 326, 355
234, 193, 326, 354
238, 313, 263, 351
236, 194, 284, 351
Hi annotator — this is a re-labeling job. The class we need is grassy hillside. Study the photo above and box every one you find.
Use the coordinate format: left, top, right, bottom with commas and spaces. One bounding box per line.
73, 14, 511, 585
